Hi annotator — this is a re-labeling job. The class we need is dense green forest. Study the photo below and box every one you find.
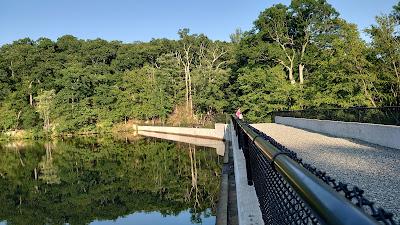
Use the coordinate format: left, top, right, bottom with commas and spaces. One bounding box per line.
0, 0, 399, 134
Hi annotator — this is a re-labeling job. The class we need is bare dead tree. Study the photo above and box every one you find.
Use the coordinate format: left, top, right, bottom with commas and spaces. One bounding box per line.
176, 43, 194, 117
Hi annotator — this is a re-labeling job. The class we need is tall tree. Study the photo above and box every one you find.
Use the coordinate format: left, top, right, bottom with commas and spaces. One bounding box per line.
35, 90, 55, 132
254, 4, 297, 84
230, 28, 244, 44
367, 7, 400, 105
307, 20, 375, 107
290, 0, 338, 84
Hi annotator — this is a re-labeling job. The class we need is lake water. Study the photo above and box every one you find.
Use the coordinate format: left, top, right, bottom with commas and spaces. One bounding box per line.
0, 135, 222, 225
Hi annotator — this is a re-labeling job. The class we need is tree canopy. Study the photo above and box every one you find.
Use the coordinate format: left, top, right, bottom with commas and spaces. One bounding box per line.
0, 0, 399, 131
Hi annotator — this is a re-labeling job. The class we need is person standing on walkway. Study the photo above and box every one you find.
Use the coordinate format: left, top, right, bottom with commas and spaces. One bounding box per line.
236, 108, 243, 120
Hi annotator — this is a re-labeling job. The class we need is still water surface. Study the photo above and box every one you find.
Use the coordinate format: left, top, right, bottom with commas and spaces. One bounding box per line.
0, 135, 222, 225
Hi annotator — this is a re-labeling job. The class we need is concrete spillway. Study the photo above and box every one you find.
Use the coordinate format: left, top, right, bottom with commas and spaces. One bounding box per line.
138, 130, 225, 156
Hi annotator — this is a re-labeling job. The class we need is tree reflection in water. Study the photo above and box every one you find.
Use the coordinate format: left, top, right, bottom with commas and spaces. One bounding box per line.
0, 136, 222, 225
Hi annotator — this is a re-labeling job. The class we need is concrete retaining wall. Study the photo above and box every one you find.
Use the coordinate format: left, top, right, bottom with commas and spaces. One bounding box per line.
136, 123, 227, 140
275, 116, 400, 149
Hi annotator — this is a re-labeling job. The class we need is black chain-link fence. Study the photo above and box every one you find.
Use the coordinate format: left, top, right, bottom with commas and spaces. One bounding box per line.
273, 107, 400, 126
232, 116, 399, 225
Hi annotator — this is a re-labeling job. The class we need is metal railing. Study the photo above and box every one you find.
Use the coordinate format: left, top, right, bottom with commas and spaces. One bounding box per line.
272, 107, 400, 126
231, 115, 399, 225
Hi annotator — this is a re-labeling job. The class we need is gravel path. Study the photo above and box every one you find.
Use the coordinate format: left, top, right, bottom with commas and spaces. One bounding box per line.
252, 123, 400, 221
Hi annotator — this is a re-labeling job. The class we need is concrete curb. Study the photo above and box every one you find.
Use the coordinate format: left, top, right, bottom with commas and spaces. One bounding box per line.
216, 172, 229, 225
217, 125, 231, 225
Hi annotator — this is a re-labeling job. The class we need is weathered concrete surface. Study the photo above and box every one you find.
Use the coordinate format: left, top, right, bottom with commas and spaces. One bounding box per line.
137, 123, 227, 140
227, 143, 239, 225
217, 172, 229, 225
230, 123, 263, 225
216, 131, 231, 225
223, 125, 238, 225
275, 116, 400, 149
138, 131, 225, 156
252, 123, 400, 221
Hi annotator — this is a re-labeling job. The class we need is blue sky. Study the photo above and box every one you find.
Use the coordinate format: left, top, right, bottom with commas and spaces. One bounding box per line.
0, 0, 398, 45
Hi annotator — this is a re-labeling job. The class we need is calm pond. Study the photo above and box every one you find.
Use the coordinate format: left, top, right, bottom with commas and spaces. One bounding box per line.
0, 135, 222, 225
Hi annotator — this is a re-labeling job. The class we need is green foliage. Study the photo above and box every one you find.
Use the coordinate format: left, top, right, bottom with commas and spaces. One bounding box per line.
229, 0, 399, 122
121, 66, 174, 120
236, 66, 299, 122
366, 10, 400, 106
0, 33, 232, 133
305, 20, 373, 107
0, 0, 399, 130
0, 103, 17, 131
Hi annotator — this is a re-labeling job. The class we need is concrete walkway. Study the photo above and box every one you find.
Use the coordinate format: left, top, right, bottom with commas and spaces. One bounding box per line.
252, 123, 400, 221
230, 124, 263, 225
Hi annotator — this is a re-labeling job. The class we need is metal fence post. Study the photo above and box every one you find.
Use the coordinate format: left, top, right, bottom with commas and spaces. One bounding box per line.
242, 134, 253, 185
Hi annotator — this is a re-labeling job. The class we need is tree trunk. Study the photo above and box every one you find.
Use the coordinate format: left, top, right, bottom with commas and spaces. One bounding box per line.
181, 46, 193, 117
299, 64, 304, 84
299, 38, 309, 85
185, 68, 189, 112
15, 111, 22, 130
29, 81, 34, 106
393, 62, 400, 104
288, 68, 295, 84
362, 80, 377, 107
289, 56, 295, 85
10, 61, 15, 78
188, 72, 193, 116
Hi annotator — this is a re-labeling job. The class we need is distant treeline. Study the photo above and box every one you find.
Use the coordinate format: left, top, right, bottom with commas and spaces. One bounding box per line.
0, 0, 399, 133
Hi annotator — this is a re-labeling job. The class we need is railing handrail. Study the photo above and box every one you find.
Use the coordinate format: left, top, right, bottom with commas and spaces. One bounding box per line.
232, 115, 379, 225
272, 106, 400, 126
274, 106, 400, 113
